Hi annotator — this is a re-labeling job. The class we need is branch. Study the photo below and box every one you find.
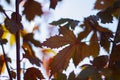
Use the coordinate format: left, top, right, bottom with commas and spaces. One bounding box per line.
0, 40, 13, 80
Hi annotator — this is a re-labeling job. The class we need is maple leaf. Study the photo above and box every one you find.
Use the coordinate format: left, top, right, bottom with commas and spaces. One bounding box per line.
42, 27, 97, 73
50, 18, 79, 30
50, 0, 62, 9
24, 67, 44, 80
23, 0, 43, 21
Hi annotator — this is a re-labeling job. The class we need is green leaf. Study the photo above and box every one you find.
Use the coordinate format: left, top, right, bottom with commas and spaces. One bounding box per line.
24, 67, 44, 80
23, 0, 43, 21
50, 18, 79, 30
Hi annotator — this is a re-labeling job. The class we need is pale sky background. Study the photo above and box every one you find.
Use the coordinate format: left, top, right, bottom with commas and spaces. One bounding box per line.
0, 0, 119, 80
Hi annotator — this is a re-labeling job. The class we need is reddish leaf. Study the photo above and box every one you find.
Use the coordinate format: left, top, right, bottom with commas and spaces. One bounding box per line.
43, 27, 97, 73
42, 27, 76, 48
24, 67, 44, 80
89, 32, 100, 57
68, 71, 76, 80
53, 72, 67, 80
50, 0, 62, 9
23, 0, 43, 21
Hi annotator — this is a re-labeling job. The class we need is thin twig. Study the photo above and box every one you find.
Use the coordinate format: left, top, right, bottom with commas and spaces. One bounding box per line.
0, 41, 13, 80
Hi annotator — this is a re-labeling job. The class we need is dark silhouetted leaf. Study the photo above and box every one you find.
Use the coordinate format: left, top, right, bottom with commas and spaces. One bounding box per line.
0, 27, 4, 37
50, 0, 62, 9
10, 71, 16, 79
97, 8, 113, 23
4, 18, 20, 34
5, 0, 10, 4
76, 66, 102, 80
24, 67, 44, 80
91, 55, 108, 69
23, 33, 42, 47
50, 18, 79, 29
23, 0, 43, 21
22, 42, 42, 66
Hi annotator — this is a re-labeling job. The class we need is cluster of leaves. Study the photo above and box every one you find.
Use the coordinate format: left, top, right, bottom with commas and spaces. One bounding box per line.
0, 0, 120, 80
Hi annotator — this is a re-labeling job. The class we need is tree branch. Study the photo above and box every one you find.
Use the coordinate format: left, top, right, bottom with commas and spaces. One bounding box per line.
0, 40, 13, 80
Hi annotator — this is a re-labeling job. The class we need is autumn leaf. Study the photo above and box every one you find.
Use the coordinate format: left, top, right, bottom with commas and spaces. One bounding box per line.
24, 67, 44, 80
22, 42, 42, 66
42, 27, 98, 73
23, 0, 43, 21
50, 18, 79, 30
50, 0, 62, 9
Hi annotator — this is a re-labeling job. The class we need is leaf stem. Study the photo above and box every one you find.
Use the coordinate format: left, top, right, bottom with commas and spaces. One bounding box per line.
0, 40, 12, 80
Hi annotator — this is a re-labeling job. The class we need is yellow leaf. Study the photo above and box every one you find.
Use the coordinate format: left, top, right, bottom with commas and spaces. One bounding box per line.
10, 34, 15, 46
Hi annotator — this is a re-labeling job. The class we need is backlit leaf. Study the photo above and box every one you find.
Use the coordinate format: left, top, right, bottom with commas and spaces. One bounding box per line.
42, 27, 76, 48
10, 34, 15, 46
50, 0, 62, 9
24, 67, 44, 80
23, 0, 43, 21
43, 27, 96, 73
